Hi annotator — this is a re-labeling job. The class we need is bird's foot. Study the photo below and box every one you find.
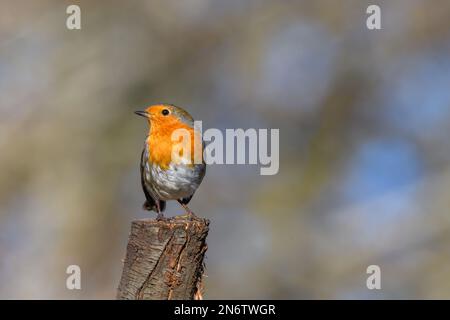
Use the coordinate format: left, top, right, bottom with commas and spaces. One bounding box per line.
175, 211, 198, 221
156, 213, 167, 221
187, 211, 199, 221
177, 202, 198, 220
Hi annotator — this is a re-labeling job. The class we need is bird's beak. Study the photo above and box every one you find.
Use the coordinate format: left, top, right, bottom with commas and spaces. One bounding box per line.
134, 110, 149, 118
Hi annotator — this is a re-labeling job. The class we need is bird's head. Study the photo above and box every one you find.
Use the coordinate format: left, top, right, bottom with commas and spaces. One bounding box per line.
135, 104, 203, 167
135, 104, 194, 128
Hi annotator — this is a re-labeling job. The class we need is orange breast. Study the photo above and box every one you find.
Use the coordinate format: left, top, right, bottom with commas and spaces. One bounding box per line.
147, 122, 202, 169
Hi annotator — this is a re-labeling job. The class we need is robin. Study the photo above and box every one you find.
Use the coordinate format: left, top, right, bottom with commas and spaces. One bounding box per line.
135, 104, 206, 220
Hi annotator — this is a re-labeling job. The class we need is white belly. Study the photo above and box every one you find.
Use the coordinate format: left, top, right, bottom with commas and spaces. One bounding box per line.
145, 162, 205, 201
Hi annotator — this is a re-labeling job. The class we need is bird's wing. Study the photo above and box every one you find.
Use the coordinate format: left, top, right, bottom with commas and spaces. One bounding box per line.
140, 148, 157, 210
179, 163, 206, 205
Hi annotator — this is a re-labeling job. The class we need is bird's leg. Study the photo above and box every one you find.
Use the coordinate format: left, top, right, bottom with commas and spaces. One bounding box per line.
177, 200, 198, 220
155, 201, 166, 221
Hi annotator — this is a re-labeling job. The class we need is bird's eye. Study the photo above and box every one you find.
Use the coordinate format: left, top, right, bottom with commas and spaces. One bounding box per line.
161, 109, 170, 116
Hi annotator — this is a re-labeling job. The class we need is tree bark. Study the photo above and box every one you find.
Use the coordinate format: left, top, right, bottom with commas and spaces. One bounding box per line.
117, 217, 209, 300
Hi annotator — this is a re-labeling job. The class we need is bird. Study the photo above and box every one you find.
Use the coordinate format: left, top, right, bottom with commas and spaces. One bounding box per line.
135, 103, 206, 220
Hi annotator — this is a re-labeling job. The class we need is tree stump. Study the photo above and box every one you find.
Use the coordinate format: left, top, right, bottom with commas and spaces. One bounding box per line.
117, 217, 209, 300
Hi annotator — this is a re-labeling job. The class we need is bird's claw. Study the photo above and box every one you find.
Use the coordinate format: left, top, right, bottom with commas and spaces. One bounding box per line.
174, 211, 198, 221
188, 211, 199, 221
156, 213, 167, 221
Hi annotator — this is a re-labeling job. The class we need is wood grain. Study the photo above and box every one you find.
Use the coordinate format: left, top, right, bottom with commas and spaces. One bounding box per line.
117, 217, 209, 300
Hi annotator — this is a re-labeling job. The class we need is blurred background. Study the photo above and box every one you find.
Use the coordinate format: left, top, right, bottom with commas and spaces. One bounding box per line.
1, 0, 450, 299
